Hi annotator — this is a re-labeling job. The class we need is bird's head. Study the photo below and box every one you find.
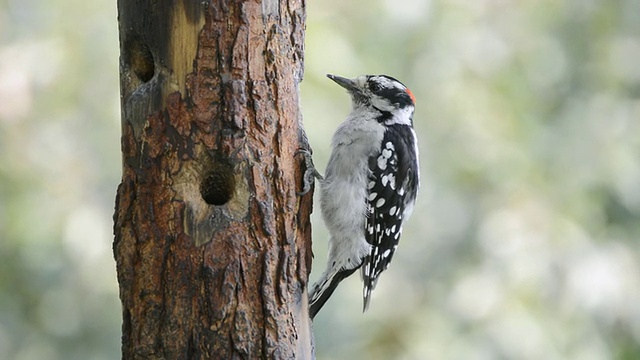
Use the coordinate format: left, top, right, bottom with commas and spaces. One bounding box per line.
327, 74, 415, 125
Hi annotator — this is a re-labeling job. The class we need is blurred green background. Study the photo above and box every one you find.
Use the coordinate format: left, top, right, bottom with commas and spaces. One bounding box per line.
1, 0, 639, 359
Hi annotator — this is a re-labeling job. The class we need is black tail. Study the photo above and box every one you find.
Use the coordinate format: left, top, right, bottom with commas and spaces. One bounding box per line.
309, 267, 359, 319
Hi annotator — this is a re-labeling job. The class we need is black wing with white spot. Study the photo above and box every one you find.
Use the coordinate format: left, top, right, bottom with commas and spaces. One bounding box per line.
362, 124, 419, 311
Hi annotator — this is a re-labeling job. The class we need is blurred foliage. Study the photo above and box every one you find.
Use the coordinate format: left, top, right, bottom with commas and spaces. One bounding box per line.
0, 0, 121, 359
304, 0, 640, 359
0, 0, 638, 359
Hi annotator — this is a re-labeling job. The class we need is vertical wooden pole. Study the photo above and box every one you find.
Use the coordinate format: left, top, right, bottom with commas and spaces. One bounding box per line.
114, 0, 314, 358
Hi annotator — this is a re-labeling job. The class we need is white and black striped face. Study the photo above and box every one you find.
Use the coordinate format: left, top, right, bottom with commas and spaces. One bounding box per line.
327, 74, 415, 113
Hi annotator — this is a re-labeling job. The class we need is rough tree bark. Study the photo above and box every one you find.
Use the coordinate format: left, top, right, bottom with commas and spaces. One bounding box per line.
113, 0, 314, 359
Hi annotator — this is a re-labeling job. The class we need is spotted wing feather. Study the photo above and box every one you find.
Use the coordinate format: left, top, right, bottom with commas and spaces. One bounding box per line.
362, 125, 419, 311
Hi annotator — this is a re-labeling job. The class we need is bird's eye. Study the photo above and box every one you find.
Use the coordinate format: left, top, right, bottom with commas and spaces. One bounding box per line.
369, 82, 382, 92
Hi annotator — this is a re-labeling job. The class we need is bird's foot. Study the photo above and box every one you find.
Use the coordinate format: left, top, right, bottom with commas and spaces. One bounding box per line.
296, 148, 323, 195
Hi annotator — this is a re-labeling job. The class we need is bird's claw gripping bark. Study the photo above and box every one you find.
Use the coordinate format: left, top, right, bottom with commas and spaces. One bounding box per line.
296, 148, 323, 196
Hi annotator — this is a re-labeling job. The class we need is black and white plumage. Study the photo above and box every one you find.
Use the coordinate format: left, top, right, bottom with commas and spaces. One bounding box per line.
308, 74, 419, 319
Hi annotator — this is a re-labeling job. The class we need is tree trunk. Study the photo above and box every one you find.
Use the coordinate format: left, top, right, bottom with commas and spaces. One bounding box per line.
113, 0, 314, 359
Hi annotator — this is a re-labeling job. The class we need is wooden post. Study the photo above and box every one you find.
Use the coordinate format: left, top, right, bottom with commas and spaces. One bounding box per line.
113, 0, 314, 358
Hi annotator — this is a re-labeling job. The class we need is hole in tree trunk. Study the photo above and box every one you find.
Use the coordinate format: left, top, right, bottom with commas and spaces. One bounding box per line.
200, 158, 235, 206
124, 34, 155, 83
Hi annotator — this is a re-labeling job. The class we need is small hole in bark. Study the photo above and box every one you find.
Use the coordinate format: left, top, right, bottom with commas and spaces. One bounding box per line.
200, 158, 235, 206
124, 34, 155, 83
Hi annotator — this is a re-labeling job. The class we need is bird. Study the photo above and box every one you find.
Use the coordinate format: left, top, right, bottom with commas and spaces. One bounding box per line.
305, 74, 419, 319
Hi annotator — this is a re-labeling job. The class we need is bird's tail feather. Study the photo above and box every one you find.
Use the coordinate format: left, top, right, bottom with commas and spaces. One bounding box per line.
309, 266, 359, 319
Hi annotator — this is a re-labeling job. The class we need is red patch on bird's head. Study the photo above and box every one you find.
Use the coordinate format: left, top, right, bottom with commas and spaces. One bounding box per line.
406, 88, 416, 104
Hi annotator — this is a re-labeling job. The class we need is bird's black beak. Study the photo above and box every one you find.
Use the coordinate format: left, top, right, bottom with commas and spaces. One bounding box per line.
327, 74, 359, 93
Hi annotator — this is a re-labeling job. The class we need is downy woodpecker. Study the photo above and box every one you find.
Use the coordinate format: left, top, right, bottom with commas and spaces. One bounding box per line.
306, 74, 419, 319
